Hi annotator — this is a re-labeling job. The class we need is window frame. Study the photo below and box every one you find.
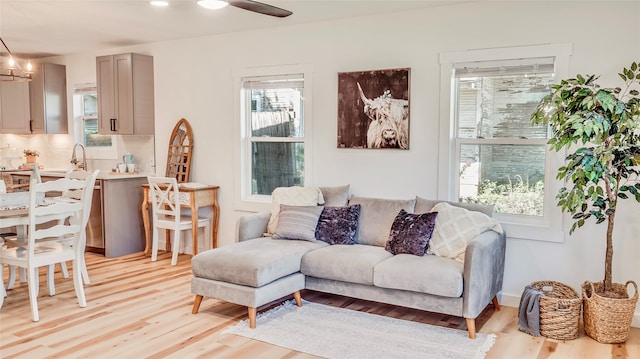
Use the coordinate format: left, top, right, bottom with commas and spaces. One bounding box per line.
438, 44, 572, 242
233, 64, 314, 212
73, 84, 117, 160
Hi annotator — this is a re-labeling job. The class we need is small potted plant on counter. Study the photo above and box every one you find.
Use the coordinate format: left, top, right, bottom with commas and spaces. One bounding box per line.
23, 149, 39, 163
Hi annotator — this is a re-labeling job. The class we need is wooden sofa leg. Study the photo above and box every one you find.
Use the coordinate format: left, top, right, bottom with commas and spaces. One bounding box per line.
492, 296, 501, 311
192, 295, 204, 314
466, 318, 476, 339
293, 291, 302, 307
248, 307, 257, 329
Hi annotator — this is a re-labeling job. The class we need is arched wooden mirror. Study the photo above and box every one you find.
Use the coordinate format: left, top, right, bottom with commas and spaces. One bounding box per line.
166, 118, 193, 183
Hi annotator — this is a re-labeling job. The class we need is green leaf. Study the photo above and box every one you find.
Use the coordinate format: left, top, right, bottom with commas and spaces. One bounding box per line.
619, 192, 629, 199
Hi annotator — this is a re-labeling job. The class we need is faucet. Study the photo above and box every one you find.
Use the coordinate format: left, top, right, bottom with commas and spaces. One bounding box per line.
72, 143, 87, 170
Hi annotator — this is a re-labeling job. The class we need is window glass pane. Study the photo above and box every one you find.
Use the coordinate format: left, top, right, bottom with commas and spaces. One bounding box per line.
251, 142, 304, 195
456, 73, 553, 139
459, 144, 545, 216
82, 94, 98, 116
249, 87, 303, 138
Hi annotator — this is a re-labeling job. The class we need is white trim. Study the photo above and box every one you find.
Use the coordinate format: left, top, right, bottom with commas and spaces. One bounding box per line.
438, 44, 572, 242
233, 64, 314, 212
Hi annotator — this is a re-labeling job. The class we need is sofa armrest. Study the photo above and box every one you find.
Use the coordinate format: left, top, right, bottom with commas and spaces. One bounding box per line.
237, 211, 271, 242
462, 229, 506, 319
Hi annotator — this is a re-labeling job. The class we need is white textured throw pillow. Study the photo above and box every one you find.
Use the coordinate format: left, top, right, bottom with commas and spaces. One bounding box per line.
428, 202, 503, 263
267, 186, 325, 234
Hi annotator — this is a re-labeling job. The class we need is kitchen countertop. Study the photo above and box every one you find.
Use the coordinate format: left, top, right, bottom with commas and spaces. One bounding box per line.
7, 169, 152, 180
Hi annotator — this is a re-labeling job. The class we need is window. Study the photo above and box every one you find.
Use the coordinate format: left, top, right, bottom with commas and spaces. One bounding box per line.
73, 84, 117, 159
439, 44, 572, 241
234, 65, 313, 211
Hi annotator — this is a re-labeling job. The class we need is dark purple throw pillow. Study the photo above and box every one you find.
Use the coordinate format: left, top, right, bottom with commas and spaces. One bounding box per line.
315, 204, 361, 245
385, 209, 438, 256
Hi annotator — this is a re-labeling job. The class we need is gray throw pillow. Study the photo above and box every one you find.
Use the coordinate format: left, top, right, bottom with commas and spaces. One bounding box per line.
315, 204, 361, 245
273, 204, 324, 242
385, 209, 438, 256
348, 195, 416, 246
320, 185, 351, 207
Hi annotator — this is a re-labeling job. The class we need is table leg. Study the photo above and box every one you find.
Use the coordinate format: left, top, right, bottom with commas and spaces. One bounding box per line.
141, 188, 151, 256
212, 199, 219, 249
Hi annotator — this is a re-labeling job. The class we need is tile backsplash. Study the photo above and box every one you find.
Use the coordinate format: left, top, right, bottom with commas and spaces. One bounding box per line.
0, 134, 156, 174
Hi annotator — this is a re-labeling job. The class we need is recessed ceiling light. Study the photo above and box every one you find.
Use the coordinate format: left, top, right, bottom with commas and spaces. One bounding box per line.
150, 1, 169, 7
196, 0, 229, 10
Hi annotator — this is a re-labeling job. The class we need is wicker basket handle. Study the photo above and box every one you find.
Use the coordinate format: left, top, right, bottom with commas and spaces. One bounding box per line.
583, 281, 596, 299
625, 280, 638, 300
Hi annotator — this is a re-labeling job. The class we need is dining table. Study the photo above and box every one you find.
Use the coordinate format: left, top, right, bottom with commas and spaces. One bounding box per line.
140, 183, 220, 257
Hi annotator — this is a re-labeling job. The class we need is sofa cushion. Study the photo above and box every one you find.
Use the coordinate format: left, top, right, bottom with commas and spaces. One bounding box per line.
301, 244, 393, 285
267, 186, 324, 234
348, 195, 416, 246
273, 204, 324, 242
191, 238, 327, 287
315, 204, 361, 245
414, 196, 494, 217
373, 254, 464, 298
385, 210, 438, 256
428, 202, 503, 263
320, 185, 351, 207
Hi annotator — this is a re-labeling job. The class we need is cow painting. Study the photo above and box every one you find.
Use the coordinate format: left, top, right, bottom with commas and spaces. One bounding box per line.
357, 82, 409, 149
337, 68, 410, 150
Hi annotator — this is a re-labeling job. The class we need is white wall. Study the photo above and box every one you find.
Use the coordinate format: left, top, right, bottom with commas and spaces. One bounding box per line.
51, 1, 640, 324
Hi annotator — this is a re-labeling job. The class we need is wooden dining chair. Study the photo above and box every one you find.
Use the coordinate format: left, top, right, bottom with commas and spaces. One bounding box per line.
147, 176, 210, 265
0, 177, 91, 321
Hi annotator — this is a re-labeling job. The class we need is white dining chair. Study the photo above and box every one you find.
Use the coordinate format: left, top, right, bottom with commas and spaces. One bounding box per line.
147, 176, 211, 265
57, 170, 99, 284
0, 177, 91, 321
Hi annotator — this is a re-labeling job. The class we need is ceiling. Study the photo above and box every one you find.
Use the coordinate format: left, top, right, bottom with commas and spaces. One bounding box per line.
0, 0, 470, 59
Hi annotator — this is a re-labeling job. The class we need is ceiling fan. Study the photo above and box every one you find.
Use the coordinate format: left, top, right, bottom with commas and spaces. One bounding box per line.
196, 0, 292, 18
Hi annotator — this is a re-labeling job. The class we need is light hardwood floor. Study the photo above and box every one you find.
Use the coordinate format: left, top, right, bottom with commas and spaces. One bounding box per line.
1, 251, 638, 358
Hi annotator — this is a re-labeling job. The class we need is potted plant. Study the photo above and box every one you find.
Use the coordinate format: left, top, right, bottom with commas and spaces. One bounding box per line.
531, 62, 639, 343
23, 149, 39, 163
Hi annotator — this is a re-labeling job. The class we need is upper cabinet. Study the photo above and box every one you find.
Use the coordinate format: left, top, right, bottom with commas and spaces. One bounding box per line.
0, 82, 31, 134
0, 62, 68, 134
96, 53, 154, 135
29, 62, 69, 134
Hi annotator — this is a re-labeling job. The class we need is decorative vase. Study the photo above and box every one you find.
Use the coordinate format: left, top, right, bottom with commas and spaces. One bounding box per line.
582, 280, 638, 343
26, 155, 37, 163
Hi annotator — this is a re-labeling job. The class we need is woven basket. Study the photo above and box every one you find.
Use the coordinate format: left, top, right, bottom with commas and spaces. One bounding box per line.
582, 280, 638, 343
531, 281, 581, 340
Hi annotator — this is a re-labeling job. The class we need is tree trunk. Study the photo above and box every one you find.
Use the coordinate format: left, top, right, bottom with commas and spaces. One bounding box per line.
604, 211, 614, 293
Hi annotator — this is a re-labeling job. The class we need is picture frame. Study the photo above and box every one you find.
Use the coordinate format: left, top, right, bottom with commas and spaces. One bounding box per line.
337, 68, 410, 149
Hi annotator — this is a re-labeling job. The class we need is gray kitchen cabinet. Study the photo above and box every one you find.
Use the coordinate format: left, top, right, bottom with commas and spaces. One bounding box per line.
101, 176, 146, 257
29, 62, 68, 134
96, 53, 154, 135
0, 82, 31, 134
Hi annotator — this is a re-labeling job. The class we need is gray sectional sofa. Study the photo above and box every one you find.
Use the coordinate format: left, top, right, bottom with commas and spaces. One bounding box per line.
191, 190, 506, 339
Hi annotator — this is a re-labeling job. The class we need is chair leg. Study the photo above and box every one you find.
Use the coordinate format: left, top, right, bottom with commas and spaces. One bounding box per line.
28, 267, 40, 322
171, 230, 181, 266
248, 307, 257, 329
47, 264, 55, 296
192, 294, 203, 314
0, 266, 6, 308
80, 255, 91, 285
151, 225, 159, 262
73, 259, 87, 308
59, 262, 70, 279
7, 265, 16, 289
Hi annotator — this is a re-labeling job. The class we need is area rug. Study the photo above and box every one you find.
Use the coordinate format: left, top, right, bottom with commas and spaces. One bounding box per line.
223, 300, 496, 359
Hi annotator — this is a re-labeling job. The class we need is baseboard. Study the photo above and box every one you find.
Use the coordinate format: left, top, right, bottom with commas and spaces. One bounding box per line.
499, 291, 640, 328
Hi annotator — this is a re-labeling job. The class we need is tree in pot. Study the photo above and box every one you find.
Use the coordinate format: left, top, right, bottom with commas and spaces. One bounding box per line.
531, 62, 639, 343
